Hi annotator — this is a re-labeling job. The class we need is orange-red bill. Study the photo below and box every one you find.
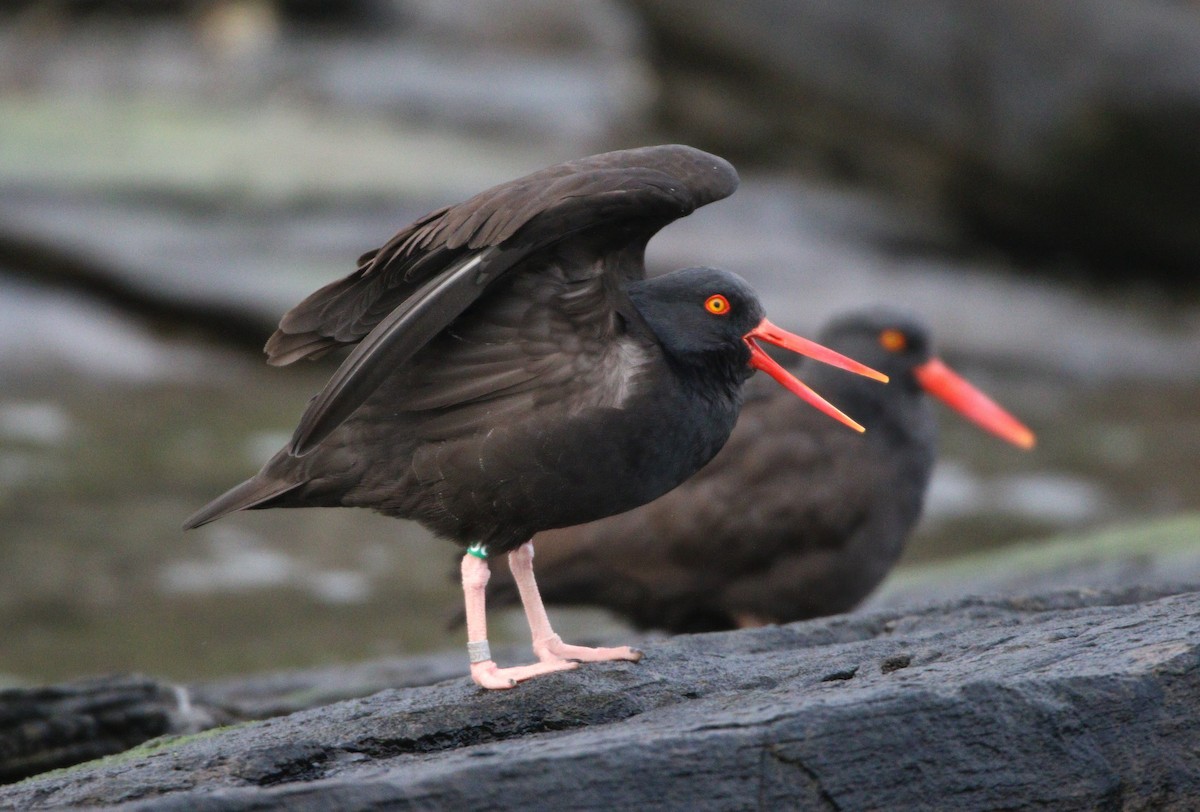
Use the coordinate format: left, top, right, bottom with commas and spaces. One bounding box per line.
743, 319, 888, 433
748, 320, 890, 384
914, 357, 1036, 449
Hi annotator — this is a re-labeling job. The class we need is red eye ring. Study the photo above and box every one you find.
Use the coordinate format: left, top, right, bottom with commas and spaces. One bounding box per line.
705, 294, 731, 315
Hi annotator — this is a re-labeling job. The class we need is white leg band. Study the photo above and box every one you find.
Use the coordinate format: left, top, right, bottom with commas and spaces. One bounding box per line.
467, 639, 492, 664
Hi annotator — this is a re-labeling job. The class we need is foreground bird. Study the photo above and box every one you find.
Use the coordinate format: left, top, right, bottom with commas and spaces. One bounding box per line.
183, 145, 887, 689
487, 309, 1035, 633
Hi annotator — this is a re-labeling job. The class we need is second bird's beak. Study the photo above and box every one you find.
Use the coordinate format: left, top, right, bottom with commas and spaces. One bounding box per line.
744, 318, 888, 433
914, 358, 1036, 449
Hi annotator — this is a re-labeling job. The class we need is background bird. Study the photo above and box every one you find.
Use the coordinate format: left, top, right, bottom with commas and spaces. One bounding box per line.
183, 145, 886, 688
486, 308, 1035, 633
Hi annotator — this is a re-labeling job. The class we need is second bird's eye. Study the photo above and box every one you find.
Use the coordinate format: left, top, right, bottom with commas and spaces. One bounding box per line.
879, 329, 907, 352
705, 294, 731, 315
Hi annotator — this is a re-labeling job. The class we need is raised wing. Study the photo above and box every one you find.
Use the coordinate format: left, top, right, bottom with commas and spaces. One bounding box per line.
266, 145, 738, 365
274, 145, 738, 455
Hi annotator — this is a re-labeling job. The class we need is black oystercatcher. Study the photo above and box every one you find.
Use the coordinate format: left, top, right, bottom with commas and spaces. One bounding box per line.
487, 309, 1035, 633
183, 145, 887, 689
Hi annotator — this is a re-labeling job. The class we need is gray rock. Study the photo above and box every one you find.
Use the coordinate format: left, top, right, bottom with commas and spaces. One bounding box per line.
0, 646, 542, 787
190, 643, 535, 720
873, 514, 1200, 612
4, 586, 1197, 810
0, 675, 216, 785
632, 0, 1200, 277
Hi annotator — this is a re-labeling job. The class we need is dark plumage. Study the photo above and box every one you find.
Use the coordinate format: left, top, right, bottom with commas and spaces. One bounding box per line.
488, 309, 1035, 633
183, 145, 884, 688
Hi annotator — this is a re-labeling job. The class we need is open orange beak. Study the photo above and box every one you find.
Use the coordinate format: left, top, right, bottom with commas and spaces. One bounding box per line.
914, 357, 1036, 449
744, 318, 888, 433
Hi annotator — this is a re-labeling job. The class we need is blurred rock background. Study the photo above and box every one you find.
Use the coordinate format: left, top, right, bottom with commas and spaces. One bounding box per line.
1, 0, 1198, 683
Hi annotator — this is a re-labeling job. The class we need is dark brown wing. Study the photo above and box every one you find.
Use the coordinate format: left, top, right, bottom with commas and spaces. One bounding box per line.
271, 145, 738, 455
266, 145, 738, 365
366, 250, 658, 443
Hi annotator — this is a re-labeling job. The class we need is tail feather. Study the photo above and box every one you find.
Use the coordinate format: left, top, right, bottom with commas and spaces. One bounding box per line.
182, 476, 302, 530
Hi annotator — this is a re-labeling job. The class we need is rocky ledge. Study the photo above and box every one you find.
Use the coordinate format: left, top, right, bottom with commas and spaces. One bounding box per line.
3, 584, 1198, 810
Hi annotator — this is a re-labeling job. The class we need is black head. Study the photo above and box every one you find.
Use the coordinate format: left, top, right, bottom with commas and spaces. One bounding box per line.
815, 308, 934, 393
627, 269, 890, 432
811, 307, 1035, 449
625, 267, 765, 366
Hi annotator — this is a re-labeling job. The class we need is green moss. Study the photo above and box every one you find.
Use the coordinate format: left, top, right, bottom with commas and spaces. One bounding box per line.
886, 513, 1200, 591
11, 722, 251, 787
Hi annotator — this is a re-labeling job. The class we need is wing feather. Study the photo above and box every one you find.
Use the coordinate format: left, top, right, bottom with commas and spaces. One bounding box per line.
276, 145, 737, 454
289, 248, 507, 454
265, 145, 737, 365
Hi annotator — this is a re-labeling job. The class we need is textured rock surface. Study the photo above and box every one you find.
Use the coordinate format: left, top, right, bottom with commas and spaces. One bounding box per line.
3, 586, 1198, 810
0, 676, 217, 785
0, 644, 545, 785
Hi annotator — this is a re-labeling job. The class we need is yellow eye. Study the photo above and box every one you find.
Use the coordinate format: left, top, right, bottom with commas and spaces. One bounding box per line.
705, 294, 731, 315
879, 329, 907, 352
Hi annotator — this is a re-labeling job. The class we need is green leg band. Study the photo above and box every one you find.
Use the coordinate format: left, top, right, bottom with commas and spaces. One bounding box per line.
466, 542, 489, 560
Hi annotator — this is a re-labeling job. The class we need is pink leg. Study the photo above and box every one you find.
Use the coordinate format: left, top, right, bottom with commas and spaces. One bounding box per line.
509, 541, 644, 664
461, 552, 576, 690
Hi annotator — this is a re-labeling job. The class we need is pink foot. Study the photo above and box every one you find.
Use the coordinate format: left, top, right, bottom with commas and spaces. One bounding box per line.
734, 612, 771, 629
470, 658, 578, 690
534, 634, 644, 664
